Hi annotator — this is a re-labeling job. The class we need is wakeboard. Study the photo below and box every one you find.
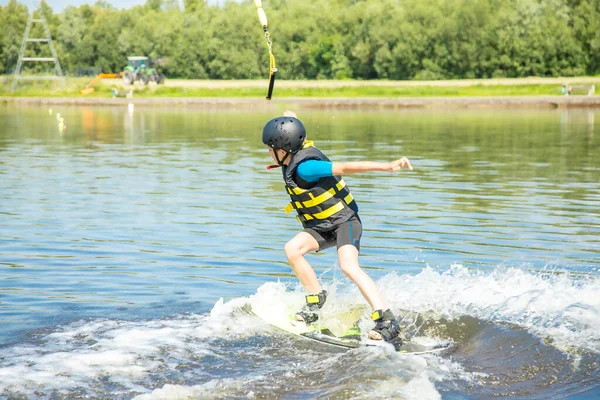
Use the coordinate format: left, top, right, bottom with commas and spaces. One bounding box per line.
247, 303, 451, 355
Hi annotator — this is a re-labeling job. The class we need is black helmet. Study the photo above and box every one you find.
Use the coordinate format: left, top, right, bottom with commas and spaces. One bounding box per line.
262, 116, 306, 153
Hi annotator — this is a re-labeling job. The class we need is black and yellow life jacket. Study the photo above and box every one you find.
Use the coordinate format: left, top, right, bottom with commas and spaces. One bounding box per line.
282, 143, 358, 231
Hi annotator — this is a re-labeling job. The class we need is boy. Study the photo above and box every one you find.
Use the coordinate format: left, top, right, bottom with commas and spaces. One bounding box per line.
262, 113, 412, 343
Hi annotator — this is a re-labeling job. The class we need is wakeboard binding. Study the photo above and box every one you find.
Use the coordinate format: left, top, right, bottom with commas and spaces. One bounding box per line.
368, 309, 402, 350
295, 290, 327, 324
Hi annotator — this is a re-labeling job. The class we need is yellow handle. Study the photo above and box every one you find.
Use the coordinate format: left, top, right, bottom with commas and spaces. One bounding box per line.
254, 0, 276, 100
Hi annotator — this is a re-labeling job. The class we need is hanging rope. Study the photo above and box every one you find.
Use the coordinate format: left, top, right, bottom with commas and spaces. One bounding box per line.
254, 0, 277, 100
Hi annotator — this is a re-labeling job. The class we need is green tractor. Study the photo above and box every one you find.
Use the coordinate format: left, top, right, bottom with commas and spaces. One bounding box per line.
122, 56, 165, 85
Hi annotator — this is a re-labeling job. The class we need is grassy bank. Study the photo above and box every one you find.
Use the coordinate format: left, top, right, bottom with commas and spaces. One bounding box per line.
108, 84, 567, 97
1, 77, 599, 98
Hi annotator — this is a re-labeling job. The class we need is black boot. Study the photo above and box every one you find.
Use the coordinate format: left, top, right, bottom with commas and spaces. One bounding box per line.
368, 309, 400, 344
295, 290, 327, 324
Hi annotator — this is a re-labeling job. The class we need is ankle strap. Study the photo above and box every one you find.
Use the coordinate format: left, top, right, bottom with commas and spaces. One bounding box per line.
371, 309, 384, 321
371, 309, 394, 321
306, 290, 327, 307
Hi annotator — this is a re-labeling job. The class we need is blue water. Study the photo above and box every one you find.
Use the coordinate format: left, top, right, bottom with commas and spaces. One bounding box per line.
0, 104, 599, 399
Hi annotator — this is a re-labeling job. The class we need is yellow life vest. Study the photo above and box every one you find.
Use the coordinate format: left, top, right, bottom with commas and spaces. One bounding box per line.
282, 144, 358, 230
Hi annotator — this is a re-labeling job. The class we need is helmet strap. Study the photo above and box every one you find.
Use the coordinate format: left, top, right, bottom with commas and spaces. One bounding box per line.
275, 150, 291, 166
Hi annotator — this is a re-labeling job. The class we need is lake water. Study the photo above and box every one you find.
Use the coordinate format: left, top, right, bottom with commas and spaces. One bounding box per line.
0, 104, 599, 399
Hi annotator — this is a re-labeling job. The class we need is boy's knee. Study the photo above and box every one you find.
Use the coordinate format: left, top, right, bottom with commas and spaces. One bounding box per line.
340, 263, 356, 278
340, 261, 360, 279
284, 240, 301, 260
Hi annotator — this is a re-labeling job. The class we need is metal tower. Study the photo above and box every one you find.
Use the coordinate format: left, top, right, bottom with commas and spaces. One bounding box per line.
12, 0, 64, 92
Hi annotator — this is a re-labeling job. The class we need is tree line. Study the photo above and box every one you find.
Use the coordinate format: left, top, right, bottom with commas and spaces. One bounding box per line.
1, 0, 599, 80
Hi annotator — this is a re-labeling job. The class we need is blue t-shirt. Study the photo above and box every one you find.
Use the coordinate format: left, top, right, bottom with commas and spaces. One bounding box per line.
296, 160, 333, 182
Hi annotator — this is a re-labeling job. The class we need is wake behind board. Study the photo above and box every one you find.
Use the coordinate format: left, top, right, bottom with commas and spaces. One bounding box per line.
247, 304, 451, 355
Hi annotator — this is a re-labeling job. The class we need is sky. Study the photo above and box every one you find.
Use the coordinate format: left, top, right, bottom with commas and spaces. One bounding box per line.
0, 0, 227, 12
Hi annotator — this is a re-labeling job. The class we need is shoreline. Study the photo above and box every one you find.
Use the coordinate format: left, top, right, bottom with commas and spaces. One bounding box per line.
2, 96, 600, 109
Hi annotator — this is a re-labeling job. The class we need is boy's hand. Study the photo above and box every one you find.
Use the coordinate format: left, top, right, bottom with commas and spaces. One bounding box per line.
389, 157, 413, 172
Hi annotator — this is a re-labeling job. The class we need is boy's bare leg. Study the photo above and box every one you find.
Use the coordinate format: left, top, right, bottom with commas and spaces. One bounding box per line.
338, 244, 399, 340
284, 231, 321, 293
337, 244, 386, 311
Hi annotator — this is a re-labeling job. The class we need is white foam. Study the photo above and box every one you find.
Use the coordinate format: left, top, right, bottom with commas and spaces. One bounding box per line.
131, 344, 474, 400
346, 343, 483, 399
396, 374, 442, 400
133, 379, 258, 400
371, 265, 600, 353
0, 309, 265, 397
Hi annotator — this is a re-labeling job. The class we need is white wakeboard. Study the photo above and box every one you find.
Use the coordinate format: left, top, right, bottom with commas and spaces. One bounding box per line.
247, 303, 451, 354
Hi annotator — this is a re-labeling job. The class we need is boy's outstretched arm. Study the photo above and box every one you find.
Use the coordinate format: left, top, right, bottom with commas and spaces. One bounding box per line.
331, 157, 413, 175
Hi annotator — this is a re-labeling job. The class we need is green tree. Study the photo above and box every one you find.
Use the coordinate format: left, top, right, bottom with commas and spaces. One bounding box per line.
0, 0, 28, 74
569, 0, 600, 75
202, 2, 262, 79
3, 0, 599, 80
57, 6, 92, 73
167, 13, 209, 78
184, 0, 204, 14
491, 0, 585, 77
146, 0, 162, 12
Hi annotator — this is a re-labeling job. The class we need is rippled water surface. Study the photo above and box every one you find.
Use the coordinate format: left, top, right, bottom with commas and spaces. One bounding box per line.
0, 105, 599, 399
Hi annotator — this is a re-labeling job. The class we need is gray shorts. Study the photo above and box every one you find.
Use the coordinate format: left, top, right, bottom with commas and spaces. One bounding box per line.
304, 215, 362, 252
